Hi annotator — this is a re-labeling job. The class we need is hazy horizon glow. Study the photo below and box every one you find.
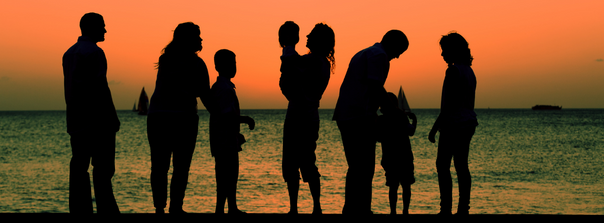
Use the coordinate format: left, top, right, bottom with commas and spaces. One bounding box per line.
1, 0, 603, 110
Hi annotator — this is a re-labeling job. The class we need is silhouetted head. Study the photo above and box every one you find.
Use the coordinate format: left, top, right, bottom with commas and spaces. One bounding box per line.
380, 30, 409, 61
440, 31, 473, 66
279, 21, 299, 48
156, 22, 202, 69
381, 92, 399, 113
163, 22, 202, 55
306, 23, 336, 73
214, 49, 237, 79
386, 92, 398, 107
80, 12, 106, 42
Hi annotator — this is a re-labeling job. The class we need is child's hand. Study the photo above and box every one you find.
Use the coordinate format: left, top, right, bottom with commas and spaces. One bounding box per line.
407, 112, 417, 121
242, 116, 255, 130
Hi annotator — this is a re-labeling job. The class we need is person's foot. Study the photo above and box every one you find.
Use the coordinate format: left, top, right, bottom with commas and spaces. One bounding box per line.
169, 208, 187, 214
155, 208, 164, 214
437, 210, 452, 215
229, 209, 247, 215
312, 208, 322, 215
455, 206, 469, 215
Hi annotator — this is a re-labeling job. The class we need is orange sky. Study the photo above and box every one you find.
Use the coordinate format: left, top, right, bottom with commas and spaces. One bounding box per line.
1, 0, 603, 110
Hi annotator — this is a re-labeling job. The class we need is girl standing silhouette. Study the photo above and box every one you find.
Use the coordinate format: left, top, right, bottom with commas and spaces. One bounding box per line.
429, 32, 478, 215
147, 22, 212, 214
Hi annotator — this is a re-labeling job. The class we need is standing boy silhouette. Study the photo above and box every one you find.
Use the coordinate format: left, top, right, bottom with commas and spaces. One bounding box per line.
210, 49, 255, 215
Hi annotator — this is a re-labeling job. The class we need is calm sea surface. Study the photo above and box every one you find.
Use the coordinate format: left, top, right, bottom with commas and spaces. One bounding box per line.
0, 109, 603, 214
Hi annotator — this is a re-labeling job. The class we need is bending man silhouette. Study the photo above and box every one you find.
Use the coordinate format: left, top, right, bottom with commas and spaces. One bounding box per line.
147, 22, 213, 214
332, 30, 409, 214
428, 32, 478, 215
279, 22, 335, 215
62, 12, 120, 214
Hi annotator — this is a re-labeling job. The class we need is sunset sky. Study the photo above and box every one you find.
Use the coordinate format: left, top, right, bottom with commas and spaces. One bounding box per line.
1, 0, 603, 110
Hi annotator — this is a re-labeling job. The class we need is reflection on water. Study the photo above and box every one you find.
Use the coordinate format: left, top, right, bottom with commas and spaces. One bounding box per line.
0, 109, 603, 214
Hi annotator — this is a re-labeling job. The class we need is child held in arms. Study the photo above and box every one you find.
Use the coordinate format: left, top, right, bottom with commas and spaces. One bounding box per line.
210, 49, 255, 215
377, 92, 417, 215
278, 21, 300, 99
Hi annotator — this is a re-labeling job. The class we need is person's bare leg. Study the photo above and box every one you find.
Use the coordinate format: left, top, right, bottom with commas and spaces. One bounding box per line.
309, 179, 322, 214
402, 184, 411, 215
215, 157, 226, 214
287, 180, 299, 214
388, 184, 399, 215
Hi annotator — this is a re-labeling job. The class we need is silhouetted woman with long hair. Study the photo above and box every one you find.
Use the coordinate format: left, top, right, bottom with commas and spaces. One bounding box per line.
279, 22, 335, 214
428, 32, 478, 215
147, 22, 212, 214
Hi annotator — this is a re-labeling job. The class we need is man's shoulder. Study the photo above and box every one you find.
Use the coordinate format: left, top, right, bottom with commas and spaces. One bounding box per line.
352, 43, 385, 60
366, 43, 387, 56
65, 40, 104, 56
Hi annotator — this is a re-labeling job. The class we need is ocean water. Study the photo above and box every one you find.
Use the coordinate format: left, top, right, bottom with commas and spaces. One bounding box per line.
0, 109, 603, 214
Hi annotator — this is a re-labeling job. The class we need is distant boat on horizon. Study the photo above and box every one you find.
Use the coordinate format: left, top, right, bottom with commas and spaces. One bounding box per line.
136, 87, 149, 115
397, 86, 411, 113
532, 105, 562, 110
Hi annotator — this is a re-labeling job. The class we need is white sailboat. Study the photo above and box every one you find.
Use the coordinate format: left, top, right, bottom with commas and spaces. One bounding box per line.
398, 86, 411, 113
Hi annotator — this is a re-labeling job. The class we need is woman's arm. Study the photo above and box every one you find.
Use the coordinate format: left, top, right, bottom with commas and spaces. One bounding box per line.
197, 58, 214, 113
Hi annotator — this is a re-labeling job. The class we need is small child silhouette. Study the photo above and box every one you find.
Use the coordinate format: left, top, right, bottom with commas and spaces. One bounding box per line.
377, 92, 417, 215
210, 49, 255, 215
278, 21, 301, 102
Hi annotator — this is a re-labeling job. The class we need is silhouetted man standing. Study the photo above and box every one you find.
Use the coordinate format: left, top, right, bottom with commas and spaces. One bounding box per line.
333, 30, 409, 214
62, 12, 120, 214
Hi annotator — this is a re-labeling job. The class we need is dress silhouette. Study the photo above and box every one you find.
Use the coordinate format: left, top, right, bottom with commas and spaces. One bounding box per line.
428, 32, 478, 215
279, 22, 335, 215
332, 30, 409, 214
146, 22, 212, 214
62, 12, 120, 214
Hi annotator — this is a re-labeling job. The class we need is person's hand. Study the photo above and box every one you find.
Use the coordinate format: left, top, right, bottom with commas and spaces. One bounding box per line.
380, 104, 397, 116
243, 116, 255, 130
407, 112, 417, 121
428, 129, 437, 143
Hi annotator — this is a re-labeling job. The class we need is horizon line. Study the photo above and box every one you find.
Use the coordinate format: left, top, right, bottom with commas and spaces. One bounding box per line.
1, 108, 604, 112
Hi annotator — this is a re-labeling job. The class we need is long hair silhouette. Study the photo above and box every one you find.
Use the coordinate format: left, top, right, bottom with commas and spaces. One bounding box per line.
156, 22, 202, 68
439, 32, 473, 66
307, 23, 336, 73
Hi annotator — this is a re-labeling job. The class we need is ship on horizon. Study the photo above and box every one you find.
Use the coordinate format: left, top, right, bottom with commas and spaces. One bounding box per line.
532, 105, 562, 110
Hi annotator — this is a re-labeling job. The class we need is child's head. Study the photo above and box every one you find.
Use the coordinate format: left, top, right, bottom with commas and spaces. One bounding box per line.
279, 21, 299, 48
214, 49, 236, 78
386, 92, 398, 108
